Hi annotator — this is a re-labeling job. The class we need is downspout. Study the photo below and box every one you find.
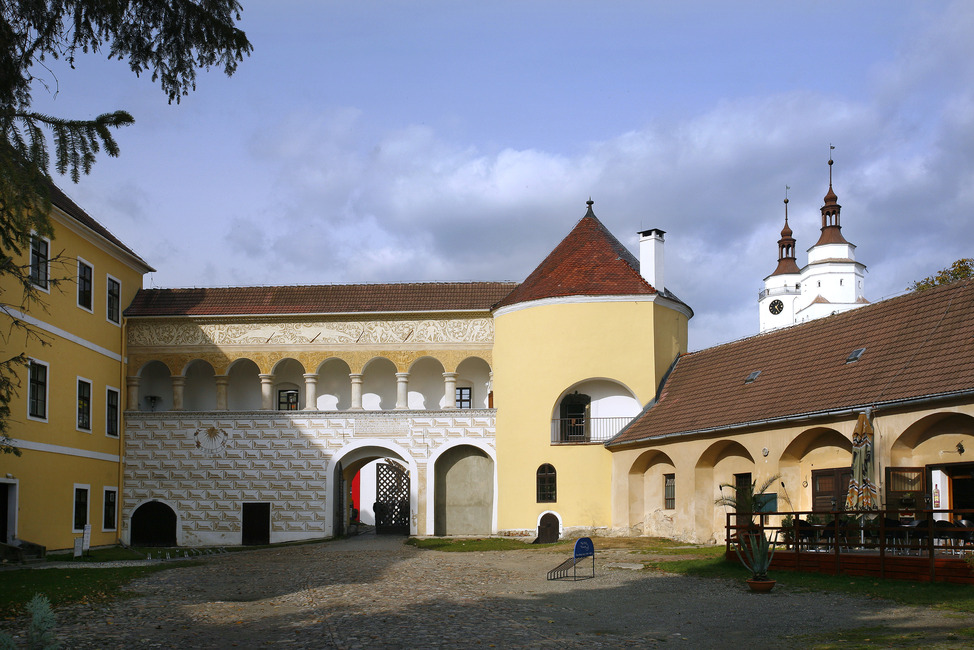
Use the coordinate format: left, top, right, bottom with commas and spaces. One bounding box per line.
117, 315, 127, 545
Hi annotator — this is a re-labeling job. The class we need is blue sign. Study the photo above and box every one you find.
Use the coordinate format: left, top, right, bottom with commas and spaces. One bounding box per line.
574, 537, 594, 559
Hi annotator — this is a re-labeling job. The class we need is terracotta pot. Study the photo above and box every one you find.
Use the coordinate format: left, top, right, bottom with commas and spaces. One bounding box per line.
746, 578, 776, 593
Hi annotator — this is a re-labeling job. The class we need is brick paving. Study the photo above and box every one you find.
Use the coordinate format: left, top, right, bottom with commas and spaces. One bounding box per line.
5, 534, 974, 648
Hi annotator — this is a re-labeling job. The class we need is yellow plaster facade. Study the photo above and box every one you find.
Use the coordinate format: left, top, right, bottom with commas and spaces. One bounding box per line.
494, 298, 688, 534
1, 203, 150, 551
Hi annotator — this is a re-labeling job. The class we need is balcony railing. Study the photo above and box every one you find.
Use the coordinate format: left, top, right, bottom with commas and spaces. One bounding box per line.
550, 417, 633, 444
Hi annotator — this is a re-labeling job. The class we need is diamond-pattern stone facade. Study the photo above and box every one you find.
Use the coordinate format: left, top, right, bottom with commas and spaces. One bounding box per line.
123, 410, 495, 546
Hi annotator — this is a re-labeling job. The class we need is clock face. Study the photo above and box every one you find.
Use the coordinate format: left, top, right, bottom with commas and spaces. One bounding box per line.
769, 299, 784, 315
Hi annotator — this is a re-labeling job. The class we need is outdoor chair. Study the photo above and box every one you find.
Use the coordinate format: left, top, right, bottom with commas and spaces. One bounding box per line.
881, 517, 906, 554
956, 519, 974, 552
794, 518, 822, 551
904, 519, 930, 555
934, 519, 962, 554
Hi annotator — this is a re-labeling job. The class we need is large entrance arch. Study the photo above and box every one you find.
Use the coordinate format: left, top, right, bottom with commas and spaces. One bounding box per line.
432, 444, 494, 535
130, 500, 178, 546
328, 442, 418, 537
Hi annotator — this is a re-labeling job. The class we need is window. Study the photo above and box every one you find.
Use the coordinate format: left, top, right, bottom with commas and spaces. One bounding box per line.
77, 259, 93, 310
103, 488, 118, 531
30, 235, 49, 289
106, 387, 119, 436
664, 474, 676, 509
278, 389, 299, 410
28, 359, 48, 420
73, 485, 89, 531
106, 276, 121, 324
537, 464, 556, 503
77, 378, 92, 430
456, 386, 472, 409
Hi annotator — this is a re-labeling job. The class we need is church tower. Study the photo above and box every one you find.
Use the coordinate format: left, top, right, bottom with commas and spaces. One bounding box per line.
759, 196, 801, 332
759, 156, 868, 332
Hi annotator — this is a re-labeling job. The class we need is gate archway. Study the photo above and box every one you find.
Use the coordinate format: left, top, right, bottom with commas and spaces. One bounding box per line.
327, 442, 418, 537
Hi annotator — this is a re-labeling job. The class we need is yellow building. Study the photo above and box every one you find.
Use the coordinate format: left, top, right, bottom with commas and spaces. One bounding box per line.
493, 203, 691, 537
0, 184, 152, 552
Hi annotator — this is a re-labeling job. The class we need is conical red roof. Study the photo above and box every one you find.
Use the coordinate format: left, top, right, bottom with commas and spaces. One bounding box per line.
494, 203, 655, 309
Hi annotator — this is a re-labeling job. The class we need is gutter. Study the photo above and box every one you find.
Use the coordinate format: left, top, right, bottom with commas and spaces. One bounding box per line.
606, 387, 974, 449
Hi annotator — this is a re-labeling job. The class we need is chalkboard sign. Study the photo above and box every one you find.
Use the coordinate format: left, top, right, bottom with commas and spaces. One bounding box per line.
574, 537, 594, 559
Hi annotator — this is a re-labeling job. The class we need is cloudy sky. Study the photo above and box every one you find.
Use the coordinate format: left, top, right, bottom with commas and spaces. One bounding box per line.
32, 1, 974, 350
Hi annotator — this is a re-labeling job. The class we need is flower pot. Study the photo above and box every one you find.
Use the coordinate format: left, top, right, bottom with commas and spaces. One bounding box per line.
746, 578, 776, 593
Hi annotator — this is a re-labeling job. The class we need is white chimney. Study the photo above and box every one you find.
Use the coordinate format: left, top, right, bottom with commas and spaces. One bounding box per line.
638, 228, 665, 292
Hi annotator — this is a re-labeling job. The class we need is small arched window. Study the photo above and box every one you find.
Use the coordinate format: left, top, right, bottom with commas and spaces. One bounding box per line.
537, 464, 556, 503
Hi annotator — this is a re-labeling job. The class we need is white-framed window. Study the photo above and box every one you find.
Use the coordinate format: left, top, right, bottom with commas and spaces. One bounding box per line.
73, 484, 90, 532
29, 234, 50, 291
77, 377, 92, 431
105, 387, 120, 437
102, 487, 118, 531
77, 258, 93, 311
106, 275, 121, 325
27, 358, 49, 421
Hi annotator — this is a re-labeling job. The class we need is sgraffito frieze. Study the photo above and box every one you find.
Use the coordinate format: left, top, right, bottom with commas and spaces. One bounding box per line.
129, 317, 494, 348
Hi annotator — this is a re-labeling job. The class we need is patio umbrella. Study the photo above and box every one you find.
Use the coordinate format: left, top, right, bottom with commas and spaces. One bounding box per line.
845, 411, 879, 512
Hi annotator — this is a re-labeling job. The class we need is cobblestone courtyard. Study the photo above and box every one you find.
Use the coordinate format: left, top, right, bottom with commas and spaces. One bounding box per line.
6, 534, 974, 648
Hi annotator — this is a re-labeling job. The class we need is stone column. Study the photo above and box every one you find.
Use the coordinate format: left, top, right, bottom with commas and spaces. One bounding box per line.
170, 376, 186, 411
259, 373, 274, 410
303, 373, 319, 411
488, 371, 494, 408
395, 372, 410, 410
214, 375, 230, 411
125, 376, 140, 411
442, 372, 458, 409
349, 373, 364, 410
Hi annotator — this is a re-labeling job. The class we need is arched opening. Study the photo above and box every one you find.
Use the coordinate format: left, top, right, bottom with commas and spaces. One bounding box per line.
332, 444, 414, 536
537, 512, 560, 544
627, 449, 676, 535
182, 359, 216, 411
407, 356, 446, 409
780, 427, 852, 512
138, 361, 173, 411
695, 440, 755, 543
362, 357, 396, 410
130, 501, 177, 546
890, 413, 974, 516
272, 358, 306, 410
433, 445, 493, 535
227, 358, 261, 410
551, 379, 641, 443
455, 357, 492, 408
317, 358, 351, 410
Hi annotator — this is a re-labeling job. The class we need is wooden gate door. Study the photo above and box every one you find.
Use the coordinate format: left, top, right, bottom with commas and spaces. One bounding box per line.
375, 462, 409, 535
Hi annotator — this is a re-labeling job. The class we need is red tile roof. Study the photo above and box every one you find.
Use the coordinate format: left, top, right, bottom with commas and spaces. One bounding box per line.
49, 183, 154, 271
495, 204, 658, 309
609, 279, 974, 447
125, 282, 520, 317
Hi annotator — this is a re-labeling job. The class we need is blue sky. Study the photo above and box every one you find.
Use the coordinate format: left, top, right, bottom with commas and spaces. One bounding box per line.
33, 1, 974, 350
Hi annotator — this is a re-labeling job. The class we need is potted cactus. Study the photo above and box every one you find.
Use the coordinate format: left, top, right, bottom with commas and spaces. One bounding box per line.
735, 528, 779, 592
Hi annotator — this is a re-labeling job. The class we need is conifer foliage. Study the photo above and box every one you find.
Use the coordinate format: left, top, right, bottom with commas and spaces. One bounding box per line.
0, 1, 252, 452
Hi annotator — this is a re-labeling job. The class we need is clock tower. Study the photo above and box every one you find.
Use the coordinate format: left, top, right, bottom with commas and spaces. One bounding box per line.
759, 197, 801, 332
759, 157, 868, 333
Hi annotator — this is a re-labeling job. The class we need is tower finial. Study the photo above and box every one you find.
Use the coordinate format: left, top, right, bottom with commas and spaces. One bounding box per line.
784, 185, 790, 223
829, 144, 835, 185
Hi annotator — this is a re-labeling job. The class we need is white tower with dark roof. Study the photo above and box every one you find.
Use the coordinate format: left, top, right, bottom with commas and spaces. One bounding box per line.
759, 158, 868, 332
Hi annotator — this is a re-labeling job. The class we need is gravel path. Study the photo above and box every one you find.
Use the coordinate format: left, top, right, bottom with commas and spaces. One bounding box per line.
4, 534, 973, 648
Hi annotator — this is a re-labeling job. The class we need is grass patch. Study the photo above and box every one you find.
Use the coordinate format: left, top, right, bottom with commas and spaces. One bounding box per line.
0, 564, 179, 618
407, 537, 566, 552
646, 553, 974, 613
